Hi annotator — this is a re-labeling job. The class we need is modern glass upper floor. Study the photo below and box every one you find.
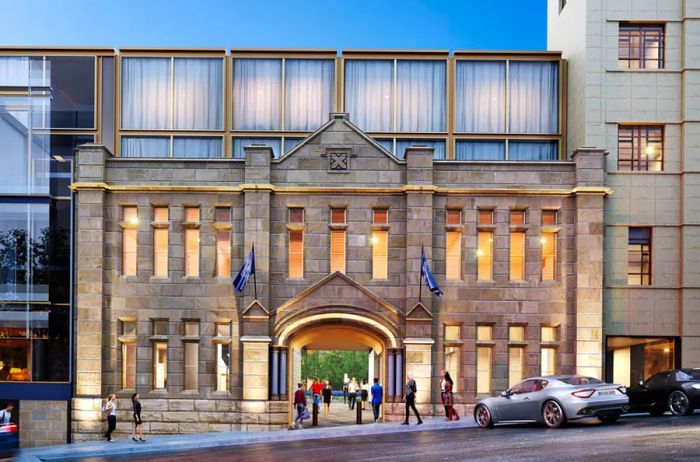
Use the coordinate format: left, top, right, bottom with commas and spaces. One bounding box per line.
0, 47, 565, 165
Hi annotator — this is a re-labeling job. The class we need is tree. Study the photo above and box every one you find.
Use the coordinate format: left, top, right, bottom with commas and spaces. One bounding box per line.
301, 349, 369, 388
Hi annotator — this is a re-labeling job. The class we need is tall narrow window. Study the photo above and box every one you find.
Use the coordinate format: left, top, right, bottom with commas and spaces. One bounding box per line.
476, 325, 493, 394
122, 206, 138, 276
120, 320, 137, 389
541, 326, 557, 376
152, 319, 168, 390
372, 209, 389, 279
215, 322, 232, 392
330, 208, 346, 273
541, 210, 558, 281
153, 207, 169, 277
446, 209, 462, 280
215, 207, 232, 277
444, 325, 461, 392
508, 325, 525, 387
184, 207, 200, 277
288, 208, 304, 278
628, 227, 652, 286
477, 210, 494, 281
617, 125, 664, 171
619, 23, 664, 69
509, 211, 526, 281
183, 321, 199, 391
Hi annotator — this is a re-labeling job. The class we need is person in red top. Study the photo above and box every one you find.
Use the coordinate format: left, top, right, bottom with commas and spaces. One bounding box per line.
293, 383, 307, 429
311, 378, 323, 408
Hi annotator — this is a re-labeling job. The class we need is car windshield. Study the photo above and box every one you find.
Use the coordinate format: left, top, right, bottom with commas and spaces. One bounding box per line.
559, 376, 604, 386
677, 370, 700, 381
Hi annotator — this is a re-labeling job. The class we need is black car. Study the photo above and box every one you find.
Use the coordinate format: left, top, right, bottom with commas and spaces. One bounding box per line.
626, 369, 700, 416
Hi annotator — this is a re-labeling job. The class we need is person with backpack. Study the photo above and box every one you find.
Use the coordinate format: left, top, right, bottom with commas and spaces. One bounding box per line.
401, 373, 423, 425
102, 394, 117, 441
131, 393, 145, 442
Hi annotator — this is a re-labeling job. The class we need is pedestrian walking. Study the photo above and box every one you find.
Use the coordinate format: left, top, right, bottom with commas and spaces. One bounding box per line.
442, 371, 460, 421
348, 377, 358, 410
0, 403, 14, 425
440, 370, 449, 419
322, 380, 333, 416
311, 378, 323, 408
292, 383, 307, 429
131, 393, 145, 442
360, 378, 370, 410
343, 373, 350, 404
102, 394, 117, 441
401, 373, 423, 425
370, 378, 383, 423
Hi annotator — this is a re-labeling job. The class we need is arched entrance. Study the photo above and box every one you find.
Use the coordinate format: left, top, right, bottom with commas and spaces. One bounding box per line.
276, 314, 396, 426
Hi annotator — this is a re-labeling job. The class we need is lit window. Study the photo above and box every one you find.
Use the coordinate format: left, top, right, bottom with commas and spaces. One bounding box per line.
444, 325, 461, 392
619, 24, 664, 69
477, 232, 493, 281
478, 210, 493, 226
215, 322, 232, 392
541, 326, 557, 376
510, 212, 526, 281
446, 231, 462, 280
446, 209, 462, 225
184, 207, 200, 277
289, 230, 304, 278
216, 207, 231, 277
508, 326, 525, 387
618, 126, 664, 171
120, 320, 136, 389
373, 209, 388, 225
330, 208, 346, 274
122, 206, 138, 276
628, 227, 652, 285
476, 325, 493, 395
153, 342, 168, 389
153, 207, 168, 277
541, 210, 557, 281
372, 230, 388, 279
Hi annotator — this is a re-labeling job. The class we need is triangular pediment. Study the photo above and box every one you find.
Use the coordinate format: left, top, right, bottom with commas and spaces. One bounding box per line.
242, 299, 269, 320
406, 302, 433, 322
272, 272, 403, 332
278, 113, 399, 164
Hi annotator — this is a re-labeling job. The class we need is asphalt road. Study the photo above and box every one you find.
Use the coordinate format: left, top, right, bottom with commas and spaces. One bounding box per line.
91, 415, 700, 462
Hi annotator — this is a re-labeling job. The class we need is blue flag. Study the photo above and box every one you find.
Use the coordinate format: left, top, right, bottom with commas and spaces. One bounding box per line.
421, 247, 443, 298
233, 247, 255, 293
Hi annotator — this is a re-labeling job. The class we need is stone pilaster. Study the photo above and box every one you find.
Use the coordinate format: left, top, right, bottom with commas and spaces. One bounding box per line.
403, 338, 434, 411
571, 147, 608, 378
404, 147, 436, 319
241, 336, 271, 401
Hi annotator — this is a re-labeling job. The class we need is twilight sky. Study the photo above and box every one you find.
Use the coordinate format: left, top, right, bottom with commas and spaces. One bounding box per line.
0, 0, 547, 50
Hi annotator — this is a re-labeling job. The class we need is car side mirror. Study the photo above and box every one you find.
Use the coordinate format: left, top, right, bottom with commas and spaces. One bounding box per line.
638, 380, 645, 387
500, 390, 511, 398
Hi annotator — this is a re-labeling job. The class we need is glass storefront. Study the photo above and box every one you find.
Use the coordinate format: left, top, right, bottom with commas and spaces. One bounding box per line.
605, 336, 679, 387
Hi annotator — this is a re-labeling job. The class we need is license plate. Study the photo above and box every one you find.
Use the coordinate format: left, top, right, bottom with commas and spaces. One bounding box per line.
598, 390, 616, 396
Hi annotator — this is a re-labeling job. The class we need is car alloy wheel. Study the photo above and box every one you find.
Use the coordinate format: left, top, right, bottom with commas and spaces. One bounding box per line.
474, 404, 493, 428
668, 390, 692, 416
542, 400, 566, 428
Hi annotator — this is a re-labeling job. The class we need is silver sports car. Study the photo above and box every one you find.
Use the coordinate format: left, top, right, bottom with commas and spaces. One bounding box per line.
473, 375, 630, 428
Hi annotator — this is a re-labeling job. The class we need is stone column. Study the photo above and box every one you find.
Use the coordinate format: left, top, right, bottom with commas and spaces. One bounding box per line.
271, 348, 280, 399
72, 144, 111, 441
387, 351, 396, 398
403, 338, 434, 409
571, 148, 608, 378
279, 348, 288, 396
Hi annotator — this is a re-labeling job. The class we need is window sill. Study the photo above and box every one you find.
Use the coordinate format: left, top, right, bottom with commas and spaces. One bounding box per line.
150, 276, 171, 283
182, 276, 202, 282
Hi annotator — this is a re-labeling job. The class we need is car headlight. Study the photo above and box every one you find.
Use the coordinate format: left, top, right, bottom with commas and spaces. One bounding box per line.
692, 384, 700, 390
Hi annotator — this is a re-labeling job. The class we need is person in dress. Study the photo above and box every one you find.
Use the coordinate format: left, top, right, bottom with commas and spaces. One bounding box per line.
131, 393, 145, 442
442, 371, 460, 421
360, 378, 370, 410
322, 380, 333, 416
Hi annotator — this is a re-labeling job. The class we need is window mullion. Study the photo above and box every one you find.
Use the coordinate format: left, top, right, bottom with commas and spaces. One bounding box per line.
393, 59, 397, 132
281, 57, 285, 130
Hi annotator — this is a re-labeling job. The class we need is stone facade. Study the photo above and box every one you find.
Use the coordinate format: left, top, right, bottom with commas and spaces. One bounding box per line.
71, 113, 608, 438
18, 400, 68, 448
548, 0, 700, 379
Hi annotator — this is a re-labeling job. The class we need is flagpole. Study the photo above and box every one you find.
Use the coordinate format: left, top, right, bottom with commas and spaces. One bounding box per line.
252, 242, 258, 301
419, 245, 423, 303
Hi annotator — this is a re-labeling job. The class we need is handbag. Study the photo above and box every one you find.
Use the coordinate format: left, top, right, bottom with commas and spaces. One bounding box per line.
301, 408, 311, 420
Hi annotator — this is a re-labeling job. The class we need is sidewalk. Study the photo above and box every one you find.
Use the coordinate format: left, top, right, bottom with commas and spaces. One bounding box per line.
17, 417, 475, 461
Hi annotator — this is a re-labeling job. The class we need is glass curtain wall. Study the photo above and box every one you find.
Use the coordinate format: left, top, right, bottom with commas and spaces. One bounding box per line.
454, 59, 559, 161
231, 57, 335, 158
0, 54, 92, 384
120, 56, 224, 158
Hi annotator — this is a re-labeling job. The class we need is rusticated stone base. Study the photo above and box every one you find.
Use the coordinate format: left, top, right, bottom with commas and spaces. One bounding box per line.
19, 400, 68, 448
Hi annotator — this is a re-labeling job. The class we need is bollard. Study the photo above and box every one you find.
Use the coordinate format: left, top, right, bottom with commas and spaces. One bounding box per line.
356, 399, 362, 424
312, 402, 319, 427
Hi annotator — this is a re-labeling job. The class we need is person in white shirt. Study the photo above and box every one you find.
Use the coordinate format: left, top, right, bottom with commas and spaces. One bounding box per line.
0, 403, 13, 425
348, 378, 358, 410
